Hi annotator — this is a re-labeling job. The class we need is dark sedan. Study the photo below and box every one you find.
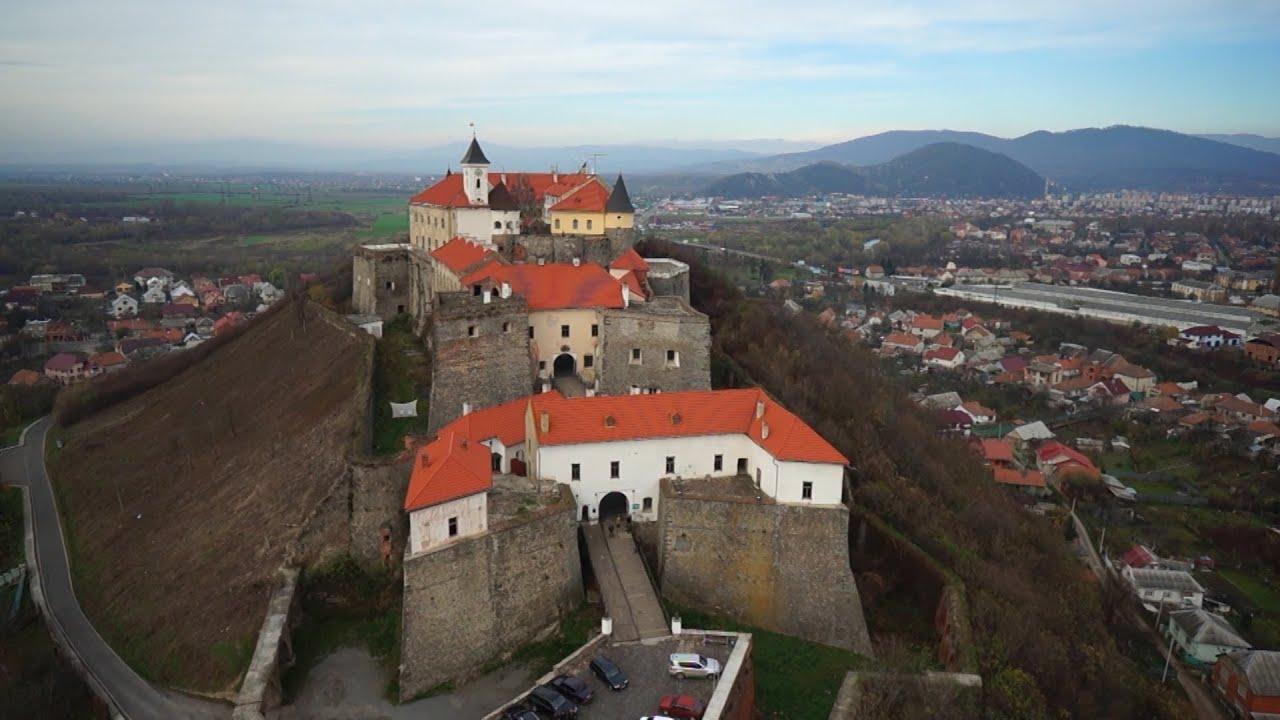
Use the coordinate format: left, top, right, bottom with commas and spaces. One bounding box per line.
549, 674, 594, 705
589, 655, 629, 691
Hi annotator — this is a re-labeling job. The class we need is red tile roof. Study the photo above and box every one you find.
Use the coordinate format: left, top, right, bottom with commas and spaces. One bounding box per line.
549, 180, 610, 212
532, 389, 847, 464
430, 236, 493, 275
615, 269, 646, 299
911, 315, 943, 331
404, 430, 493, 511
924, 346, 961, 362
8, 369, 42, 386
89, 351, 127, 368
461, 262, 625, 310
978, 439, 1014, 464
610, 248, 650, 272
410, 173, 477, 208
882, 332, 922, 348
993, 467, 1045, 488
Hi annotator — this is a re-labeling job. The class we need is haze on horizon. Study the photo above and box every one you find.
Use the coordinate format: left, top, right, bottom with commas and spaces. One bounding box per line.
2, 0, 1279, 164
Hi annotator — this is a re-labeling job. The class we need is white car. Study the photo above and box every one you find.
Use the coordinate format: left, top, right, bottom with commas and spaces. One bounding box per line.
667, 652, 721, 679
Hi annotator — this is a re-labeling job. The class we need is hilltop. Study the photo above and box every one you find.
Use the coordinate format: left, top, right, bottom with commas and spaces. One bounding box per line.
705, 143, 1044, 199
47, 299, 374, 692
694, 126, 1280, 194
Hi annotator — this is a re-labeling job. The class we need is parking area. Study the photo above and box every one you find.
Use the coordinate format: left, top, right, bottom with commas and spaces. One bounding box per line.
505, 634, 736, 719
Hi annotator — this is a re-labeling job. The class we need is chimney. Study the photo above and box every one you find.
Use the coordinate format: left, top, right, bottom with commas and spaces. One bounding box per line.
755, 400, 765, 419
462, 401, 472, 415
539, 411, 550, 433
761, 421, 770, 440
500, 282, 511, 298
621, 283, 630, 308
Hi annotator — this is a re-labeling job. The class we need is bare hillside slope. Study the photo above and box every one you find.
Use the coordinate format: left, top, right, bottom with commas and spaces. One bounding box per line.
48, 299, 373, 693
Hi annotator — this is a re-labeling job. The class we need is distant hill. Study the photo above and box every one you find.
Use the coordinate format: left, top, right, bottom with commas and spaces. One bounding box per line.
1198, 133, 1280, 156
705, 143, 1044, 199
694, 126, 1280, 194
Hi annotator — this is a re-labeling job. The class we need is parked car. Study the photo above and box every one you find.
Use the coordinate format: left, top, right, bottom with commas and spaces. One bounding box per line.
526, 685, 578, 719
659, 694, 706, 719
668, 653, 721, 679
590, 655, 629, 690
549, 674, 594, 705
500, 703, 540, 720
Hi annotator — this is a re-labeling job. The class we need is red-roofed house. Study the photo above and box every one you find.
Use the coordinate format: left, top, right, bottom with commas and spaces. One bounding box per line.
405, 430, 492, 555
975, 439, 1015, 467
1036, 441, 1100, 481
44, 352, 88, 385
881, 332, 924, 356
923, 346, 965, 370
405, 388, 848, 552
8, 369, 46, 386
909, 315, 944, 339
993, 467, 1047, 494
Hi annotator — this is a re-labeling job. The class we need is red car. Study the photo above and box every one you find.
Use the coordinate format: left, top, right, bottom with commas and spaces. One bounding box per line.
658, 694, 706, 719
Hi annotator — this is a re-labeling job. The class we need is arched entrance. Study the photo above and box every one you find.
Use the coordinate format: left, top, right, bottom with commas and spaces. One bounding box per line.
598, 491, 629, 520
553, 353, 576, 378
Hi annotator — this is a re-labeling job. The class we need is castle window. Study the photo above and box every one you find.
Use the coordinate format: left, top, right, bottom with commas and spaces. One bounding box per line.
610, 461, 620, 479
583, 354, 593, 368
448, 517, 459, 537
494, 221, 501, 230
802, 481, 813, 500
385, 281, 395, 290
529, 326, 535, 339
714, 454, 723, 472
467, 325, 477, 337
643, 497, 653, 512
554, 218, 561, 230
630, 348, 642, 365
666, 350, 679, 367
560, 324, 570, 338
502, 322, 511, 333
539, 360, 546, 370
665, 456, 675, 474
475, 178, 481, 189
586, 219, 593, 230
473, 285, 482, 296
591, 323, 599, 337
571, 463, 581, 480
572, 219, 579, 230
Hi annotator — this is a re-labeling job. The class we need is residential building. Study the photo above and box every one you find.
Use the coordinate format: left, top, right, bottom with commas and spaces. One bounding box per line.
1166, 609, 1251, 664
1123, 566, 1205, 608
923, 346, 965, 370
1172, 279, 1227, 303
1245, 334, 1280, 367
404, 387, 848, 553
1213, 650, 1280, 719
109, 294, 139, 319
1178, 325, 1242, 349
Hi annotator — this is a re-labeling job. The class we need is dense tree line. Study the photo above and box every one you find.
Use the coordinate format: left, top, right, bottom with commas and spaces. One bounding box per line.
640, 237, 1190, 719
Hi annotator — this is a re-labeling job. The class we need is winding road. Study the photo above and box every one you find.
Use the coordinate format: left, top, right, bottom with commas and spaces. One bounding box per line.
1, 417, 228, 720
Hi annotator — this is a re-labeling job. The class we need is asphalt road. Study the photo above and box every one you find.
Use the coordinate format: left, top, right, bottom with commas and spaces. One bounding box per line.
1, 417, 228, 720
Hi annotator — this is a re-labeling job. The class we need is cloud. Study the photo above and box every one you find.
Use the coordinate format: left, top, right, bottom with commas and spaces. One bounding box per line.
0, 0, 1277, 153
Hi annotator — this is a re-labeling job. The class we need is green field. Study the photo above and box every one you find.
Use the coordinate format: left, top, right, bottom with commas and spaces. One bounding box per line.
1220, 568, 1280, 613
361, 212, 410, 238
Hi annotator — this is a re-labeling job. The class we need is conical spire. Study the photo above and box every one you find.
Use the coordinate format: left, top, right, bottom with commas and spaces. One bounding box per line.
460, 136, 489, 165
605, 174, 634, 213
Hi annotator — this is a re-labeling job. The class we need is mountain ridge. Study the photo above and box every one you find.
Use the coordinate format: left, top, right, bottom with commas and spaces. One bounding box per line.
691, 125, 1280, 193
706, 142, 1045, 199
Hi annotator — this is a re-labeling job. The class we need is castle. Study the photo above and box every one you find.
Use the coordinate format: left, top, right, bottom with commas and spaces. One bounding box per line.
352, 137, 710, 433
355, 138, 870, 700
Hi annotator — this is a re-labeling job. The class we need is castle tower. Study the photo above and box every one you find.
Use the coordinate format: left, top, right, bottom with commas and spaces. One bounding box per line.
460, 136, 490, 206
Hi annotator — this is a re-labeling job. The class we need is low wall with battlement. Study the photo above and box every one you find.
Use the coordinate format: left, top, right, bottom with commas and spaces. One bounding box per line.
399, 485, 583, 700
657, 479, 872, 655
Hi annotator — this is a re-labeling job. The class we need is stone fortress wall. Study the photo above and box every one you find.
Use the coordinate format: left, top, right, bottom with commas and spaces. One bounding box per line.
398, 486, 583, 700
656, 479, 872, 655
598, 297, 711, 395
426, 292, 534, 434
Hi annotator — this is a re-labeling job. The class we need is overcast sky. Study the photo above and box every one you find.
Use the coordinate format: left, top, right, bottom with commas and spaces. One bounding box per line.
3, 0, 1279, 158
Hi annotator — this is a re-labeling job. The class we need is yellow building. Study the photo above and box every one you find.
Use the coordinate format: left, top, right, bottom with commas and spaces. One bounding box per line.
549, 175, 635, 236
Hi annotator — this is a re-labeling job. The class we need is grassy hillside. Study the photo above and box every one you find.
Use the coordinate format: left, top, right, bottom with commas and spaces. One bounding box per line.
639, 238, 1190, 719
47, 299, 374, 692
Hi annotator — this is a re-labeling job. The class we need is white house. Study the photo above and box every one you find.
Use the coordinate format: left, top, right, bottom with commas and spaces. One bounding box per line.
404, 430, 490, 556
1124, 566, 1205, 609
1167, 608, 1251, 664
142, 285, 167, 304
109, 294, 139, 318
403, 388, 848, 554
1178, 325, 1242, 349
133, 267, 174, 288
923, 346, 965, 370
170, 283, 196, 300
